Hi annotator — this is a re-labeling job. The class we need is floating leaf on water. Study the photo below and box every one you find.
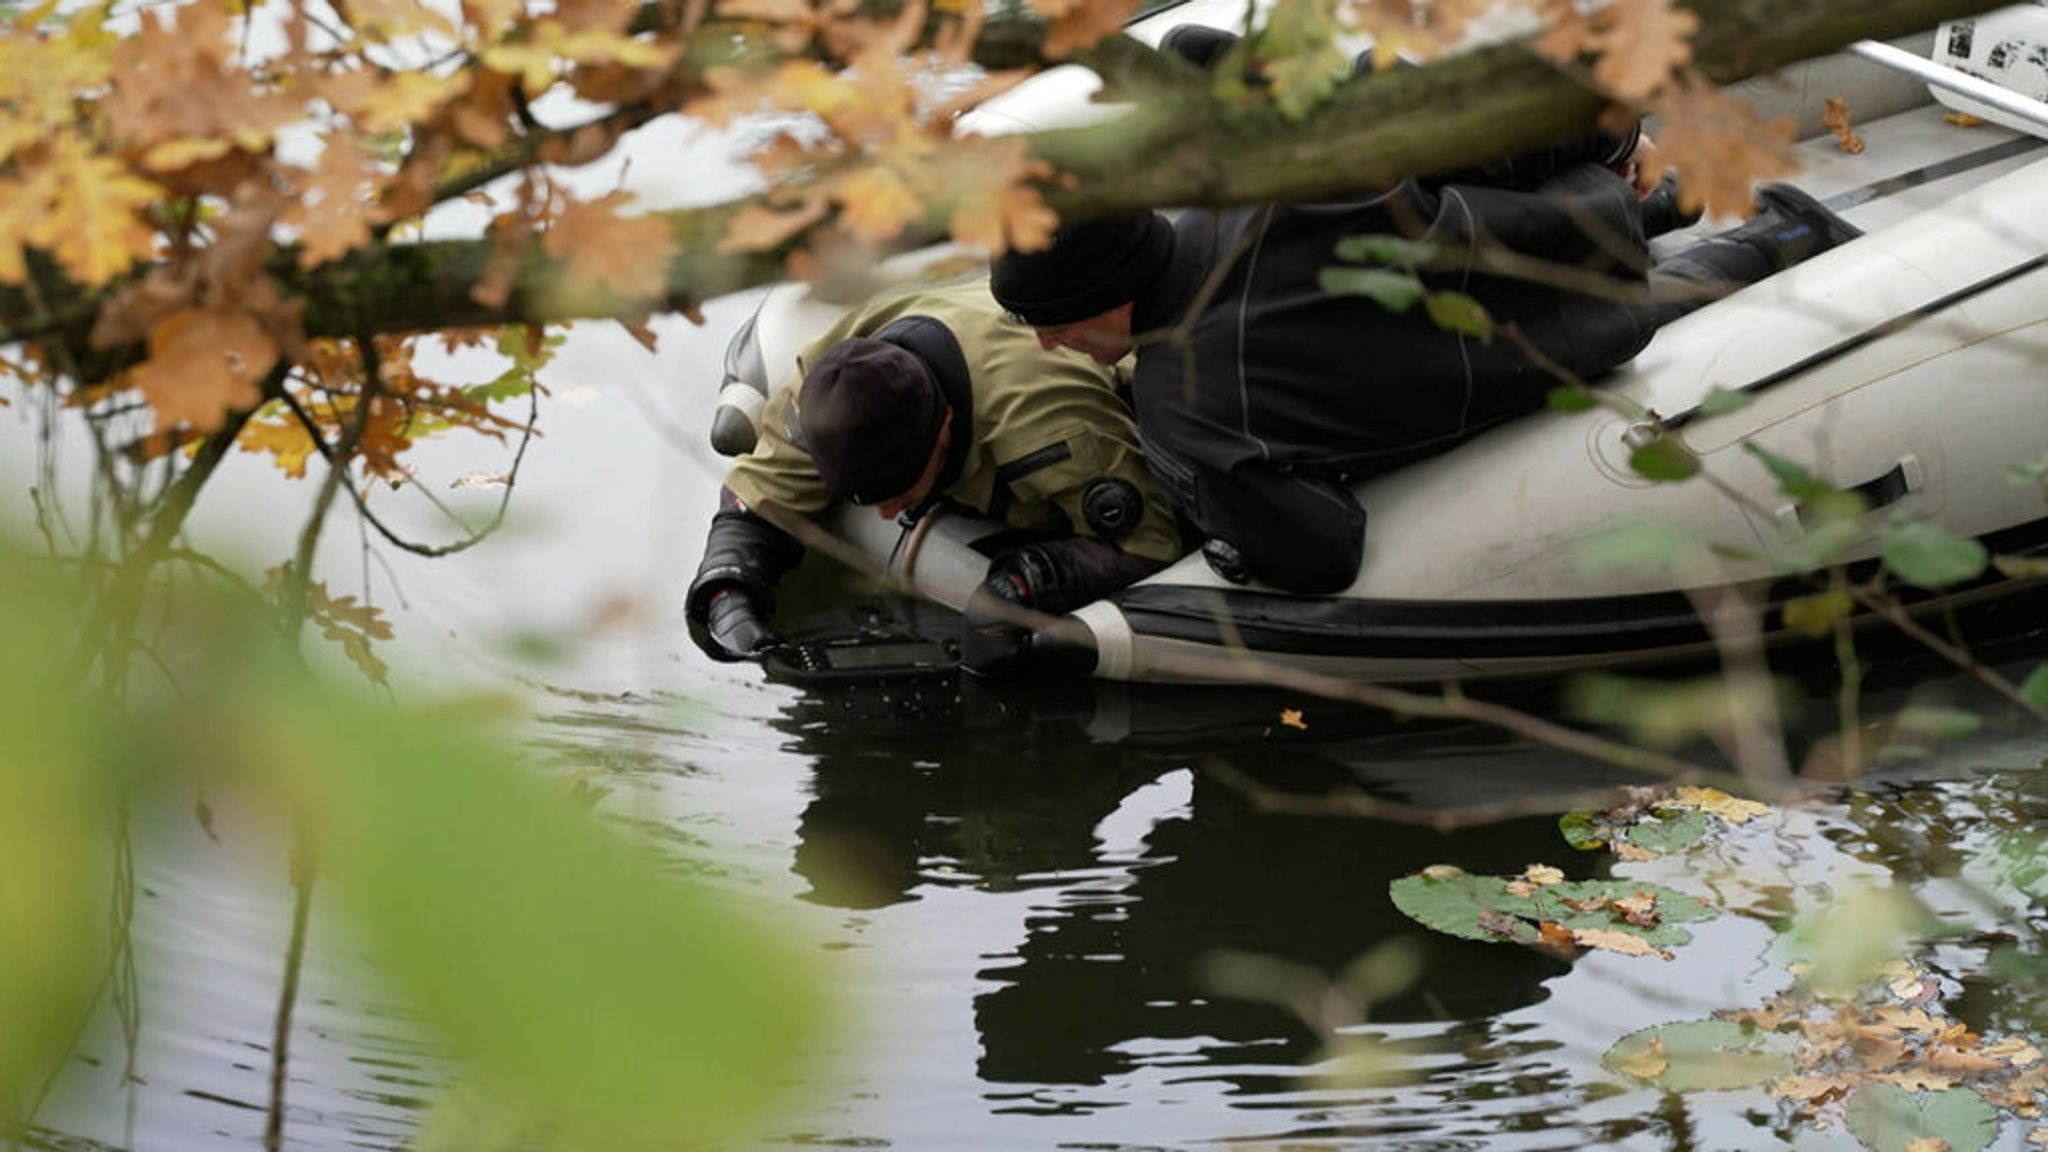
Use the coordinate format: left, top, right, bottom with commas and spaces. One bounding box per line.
1670, 785, 1771, 825
1559, 811, 1609, 850
1622, 808, 1712, 856
1603, 1019, 1795, 1091
1391, 871, 1715, 953
1845, 1083, 1998, 1152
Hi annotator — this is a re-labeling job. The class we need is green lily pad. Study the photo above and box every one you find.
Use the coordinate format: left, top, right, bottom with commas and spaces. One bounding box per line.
1844, 1084, 1998, 1152
1603, 1019, 1794, 1092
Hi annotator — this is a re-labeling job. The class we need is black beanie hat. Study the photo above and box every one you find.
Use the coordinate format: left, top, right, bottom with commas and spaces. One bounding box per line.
797, 337, 946, 504
990, 211, 1174, 327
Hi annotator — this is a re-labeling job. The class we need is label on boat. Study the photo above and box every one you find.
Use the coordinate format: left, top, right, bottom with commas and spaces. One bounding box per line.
1932, 2, 2048, 135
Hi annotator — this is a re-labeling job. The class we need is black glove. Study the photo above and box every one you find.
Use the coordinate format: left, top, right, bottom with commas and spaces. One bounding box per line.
685, 492, 803, 664
691, 582, 778, 662
961, 567, 1035, 678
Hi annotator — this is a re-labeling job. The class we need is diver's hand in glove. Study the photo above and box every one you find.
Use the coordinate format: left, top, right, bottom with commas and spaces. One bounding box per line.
960, 567, 1035, 678
694, 584, 778, 662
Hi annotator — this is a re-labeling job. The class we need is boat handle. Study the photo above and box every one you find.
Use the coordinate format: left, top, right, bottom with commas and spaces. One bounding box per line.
1777, 453, 1924, 533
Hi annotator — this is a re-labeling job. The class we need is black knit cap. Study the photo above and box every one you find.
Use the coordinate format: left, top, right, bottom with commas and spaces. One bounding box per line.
990, 211, 1174, 327
797, 337, 946, 504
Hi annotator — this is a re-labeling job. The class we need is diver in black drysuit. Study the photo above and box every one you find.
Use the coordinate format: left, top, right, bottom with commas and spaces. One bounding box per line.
992, 39, 1858, 593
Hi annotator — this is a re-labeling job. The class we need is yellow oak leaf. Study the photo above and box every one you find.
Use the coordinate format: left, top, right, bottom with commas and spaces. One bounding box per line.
542, 193, 681, 304
235, 415, 321, 479
1569, 927, 1673, 959
342, 0, 460, 41
1588, 0, 1697, 102
1523, 865, 1565, 886
1672, 785, 1770, 824
1643, 73, 1798, 219
1904, 1139, 1950, 1152
1279, 708, 1308, 730
832, 165, 923, 246
325, 69, 469, 135
0, 20, 116, 165
133, 307, 279, 433
28, 137, 161, 286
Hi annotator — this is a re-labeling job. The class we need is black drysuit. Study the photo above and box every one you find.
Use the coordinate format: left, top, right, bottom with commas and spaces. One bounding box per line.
1125, 157, 1658, 593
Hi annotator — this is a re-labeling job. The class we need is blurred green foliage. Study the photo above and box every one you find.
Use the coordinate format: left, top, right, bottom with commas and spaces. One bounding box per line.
0, 534, 831, 1148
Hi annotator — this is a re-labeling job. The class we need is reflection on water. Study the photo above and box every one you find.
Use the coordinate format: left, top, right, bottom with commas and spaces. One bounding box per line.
19, 594, 2048, 1151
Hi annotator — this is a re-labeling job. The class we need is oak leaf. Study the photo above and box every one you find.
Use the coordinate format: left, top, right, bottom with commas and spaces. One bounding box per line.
133, 307, 280, 433
1570, 927, 1673, 959
833, 166, 923, 247
720, 196, 831, 254
1774, 1073, 1856, 1105
1824, 94, 1866, 154
21, 137, 162, 287
1589, 0, 1697, 102
1643, 73, 1798, 218
543, 193, 681, 304
1279, 709, 1308, 730
945, 138, 1060, 255
1672, 785, 1770, 824
1033, 0, 1138, 58
236, 415, 321, 479
286, 135, 384, 269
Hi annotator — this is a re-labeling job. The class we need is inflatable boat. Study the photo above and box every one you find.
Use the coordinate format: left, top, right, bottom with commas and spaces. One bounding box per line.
705, 2, 2048, 686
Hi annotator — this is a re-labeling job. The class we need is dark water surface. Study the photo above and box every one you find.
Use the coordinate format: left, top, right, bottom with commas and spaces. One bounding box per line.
25, 600, 2048, 1152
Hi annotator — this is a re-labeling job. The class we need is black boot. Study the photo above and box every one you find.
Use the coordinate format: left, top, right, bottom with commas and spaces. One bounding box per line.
1729, 183, 1862, 271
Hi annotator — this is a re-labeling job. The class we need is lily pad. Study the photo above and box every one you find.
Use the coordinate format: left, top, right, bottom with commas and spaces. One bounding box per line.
1602, 1019, 1795, 1092
1844, 1083, 1998, 1152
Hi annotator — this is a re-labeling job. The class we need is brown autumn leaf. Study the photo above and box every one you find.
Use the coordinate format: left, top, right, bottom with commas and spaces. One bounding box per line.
1773, 1072, 1856, 1105
1535, 920, 1579, 958
1642, 73, 1799, 218
1279, 709, 1308, 730
132, 307, 279, 433
1570, 927, 1673, 959
1876, 1069, 1958, 1093
1612, 892, 1660, 927
1824, 93, 1866, 153
1904, 1138, 1950, 1152
101, 2, 298, 170
720, 196, 832, 255
286, 135, 384, 270
1035, 0, 1139, 58
543, 193, 681, 304
1589, 0, 1698, 102
1530, 0, 1597, 63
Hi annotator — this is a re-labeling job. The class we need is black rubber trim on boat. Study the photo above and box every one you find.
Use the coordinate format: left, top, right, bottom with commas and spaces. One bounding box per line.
1109, 515, 2048, 661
